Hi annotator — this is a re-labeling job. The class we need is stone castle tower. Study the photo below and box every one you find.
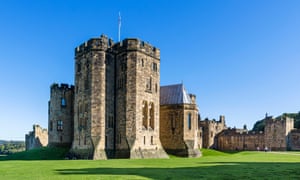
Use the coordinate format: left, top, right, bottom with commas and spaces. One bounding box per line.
48, 83, 74, 147
264, 116, 294, 151
199, 116, 226, 148
66, 35, 167, 159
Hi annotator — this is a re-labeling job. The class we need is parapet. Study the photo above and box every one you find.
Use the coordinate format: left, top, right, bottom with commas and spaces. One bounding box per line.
75, 34, 114, 56
51, 83, 74, 91
265, 115, 294, 124
113, 38, 160, 59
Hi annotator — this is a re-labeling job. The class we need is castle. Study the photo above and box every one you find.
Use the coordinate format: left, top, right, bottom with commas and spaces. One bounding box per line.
25, 34, 300, 158
47, 35, 201, 159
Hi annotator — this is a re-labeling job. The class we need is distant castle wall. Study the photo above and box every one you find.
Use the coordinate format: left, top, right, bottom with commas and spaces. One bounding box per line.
216, 129, 264, 151
215, 116, 295, 151
25, 124, 48, 150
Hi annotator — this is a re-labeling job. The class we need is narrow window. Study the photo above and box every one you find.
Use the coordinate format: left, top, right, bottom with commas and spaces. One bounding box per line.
49, 121, 53, 131
149, 103, 154, 129
188, 113, 192, 130
105, 136, 107, 147
119, 133, 122, 144
151, 136, 154, 145
142, 101, 148, 129
144, 136, 146, 145
61, 98, 66, 107
146, 77, 152, 91
152, 62, 157, 72
77, 63, 81, 73
141, 59, 144, 67
171, 114, 176, 129
60, 136, 63, 142
57, 120, 63, 131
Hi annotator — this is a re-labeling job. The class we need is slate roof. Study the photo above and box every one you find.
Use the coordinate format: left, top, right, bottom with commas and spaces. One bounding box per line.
160, 84, 192, 105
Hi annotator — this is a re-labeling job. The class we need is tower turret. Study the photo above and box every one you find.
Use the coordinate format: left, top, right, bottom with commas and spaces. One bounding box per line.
48, 83, 74, 147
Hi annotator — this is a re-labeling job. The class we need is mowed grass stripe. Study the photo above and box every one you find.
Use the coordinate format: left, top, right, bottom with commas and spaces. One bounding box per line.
0, 148, 300, 179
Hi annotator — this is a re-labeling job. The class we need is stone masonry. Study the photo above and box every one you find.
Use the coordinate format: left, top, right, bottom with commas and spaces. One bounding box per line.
199, 116, 226, 149
160, 84, 201, 157
215, 115, 296, 151
55, 35, 169, 159
48, 83, 74, 147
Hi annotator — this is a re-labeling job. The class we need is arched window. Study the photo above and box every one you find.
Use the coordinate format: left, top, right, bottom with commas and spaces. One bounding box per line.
188, 113, 192, 130
149, 103, 154, 129
61, 98, 66, 107
142, 101, 148, 129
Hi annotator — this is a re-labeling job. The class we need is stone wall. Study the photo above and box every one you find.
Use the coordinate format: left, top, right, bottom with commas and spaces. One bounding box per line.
216, 129, 265, 151
114, 39, 167, 159
71, 35, 113, 159
25, 124, 48, 150
215, 116, 295, 151
289, 129, 300, 150
264, 116, 294, 151
48, 83, 74, 147
160, 103, 201, 157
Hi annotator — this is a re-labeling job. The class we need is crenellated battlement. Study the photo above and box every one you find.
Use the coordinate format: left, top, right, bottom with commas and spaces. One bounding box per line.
113, 38, 160, 59
51, 83, 74, 91
75, 34, 114, 56
74, 34, 160, 60
202, 115, 226, 126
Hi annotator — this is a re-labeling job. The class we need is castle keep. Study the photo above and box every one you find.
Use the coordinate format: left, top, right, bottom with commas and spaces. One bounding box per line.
48, 34, 194, 159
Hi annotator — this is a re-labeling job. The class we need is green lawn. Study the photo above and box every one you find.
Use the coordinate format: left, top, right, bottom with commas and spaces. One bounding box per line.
1, 149, 300, 179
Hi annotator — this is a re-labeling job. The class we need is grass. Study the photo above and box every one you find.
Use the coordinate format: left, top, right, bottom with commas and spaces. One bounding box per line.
0, 147, 69, 160
0, 148, 300, 179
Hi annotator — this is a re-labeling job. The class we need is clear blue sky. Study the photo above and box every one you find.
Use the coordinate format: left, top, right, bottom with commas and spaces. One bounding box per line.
1, 0, 300, 140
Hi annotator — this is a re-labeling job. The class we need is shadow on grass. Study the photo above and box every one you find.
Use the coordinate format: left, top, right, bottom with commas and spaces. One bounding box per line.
56, 162, 300, 179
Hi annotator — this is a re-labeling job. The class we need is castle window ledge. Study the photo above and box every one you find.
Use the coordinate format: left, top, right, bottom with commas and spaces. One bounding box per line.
145, 90, 152, 94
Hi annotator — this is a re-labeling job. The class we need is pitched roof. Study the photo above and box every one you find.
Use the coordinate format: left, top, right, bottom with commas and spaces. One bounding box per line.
160, 84, 192, 105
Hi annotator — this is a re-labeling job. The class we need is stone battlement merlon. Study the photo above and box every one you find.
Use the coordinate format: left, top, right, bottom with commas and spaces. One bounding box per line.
113, 38, 160, 60
51, 83, 74, 90
75, 34, 114, 56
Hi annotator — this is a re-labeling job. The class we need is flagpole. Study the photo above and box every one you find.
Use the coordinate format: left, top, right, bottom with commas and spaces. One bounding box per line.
118, 12, 121, 42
